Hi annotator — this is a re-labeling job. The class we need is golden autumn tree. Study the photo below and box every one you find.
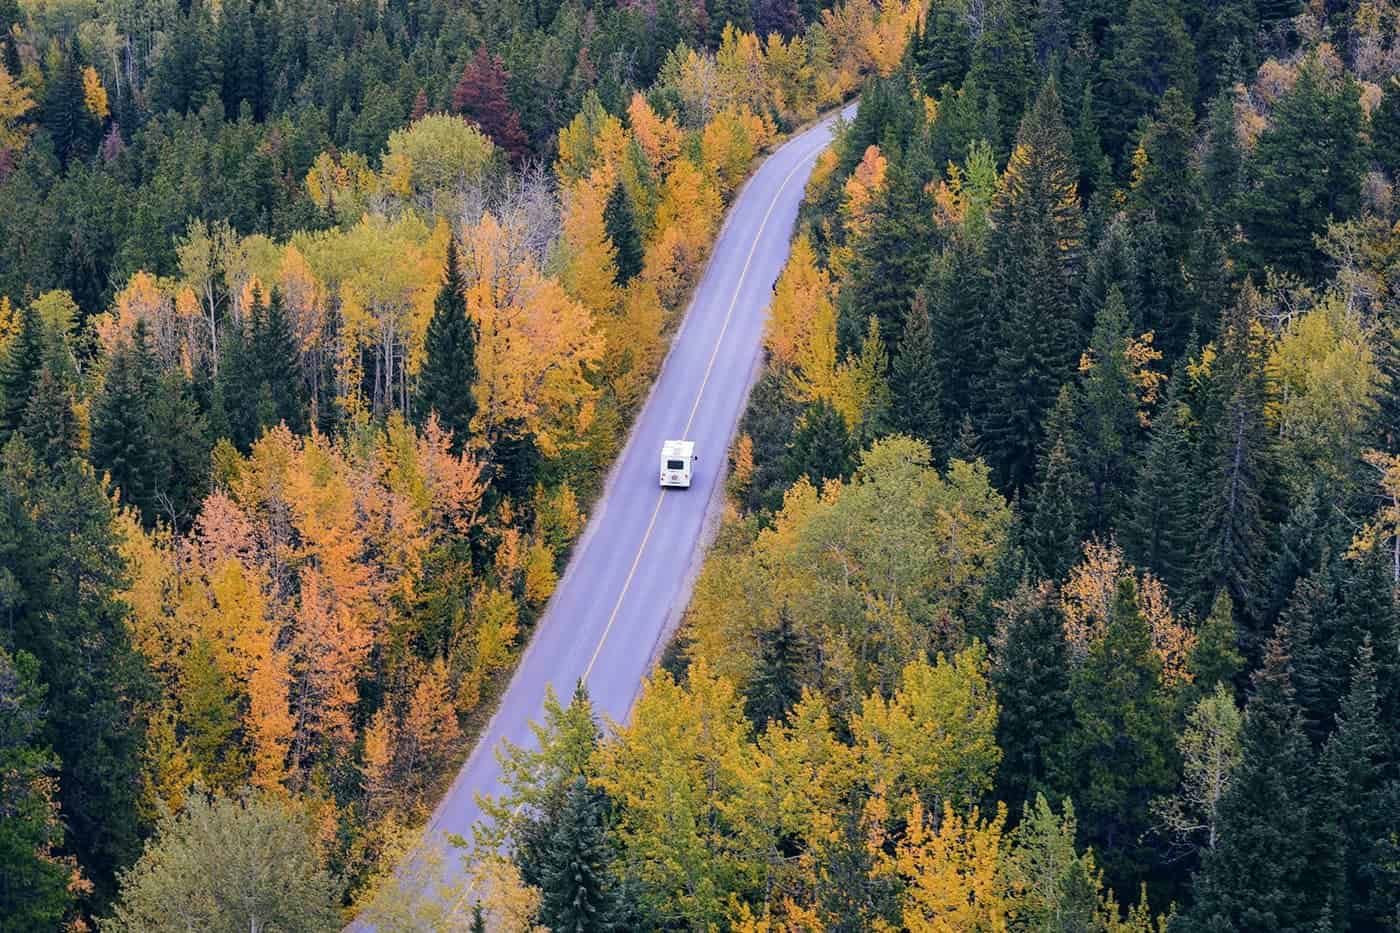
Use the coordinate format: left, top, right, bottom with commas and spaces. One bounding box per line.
892, 801, 1013, 933
461, 212, 603, 455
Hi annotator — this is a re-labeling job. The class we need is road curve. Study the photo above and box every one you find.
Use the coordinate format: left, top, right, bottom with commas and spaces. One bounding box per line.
410, 102, 853, 912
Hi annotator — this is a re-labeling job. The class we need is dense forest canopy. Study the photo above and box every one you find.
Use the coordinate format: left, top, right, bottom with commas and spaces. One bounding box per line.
474, 0, 1400, 930
0, 0, 919, 926
3, 0, 1400, 929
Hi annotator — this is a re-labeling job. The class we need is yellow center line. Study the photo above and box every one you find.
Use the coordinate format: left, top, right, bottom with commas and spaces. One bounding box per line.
581, 138, 830, 685
442, 128, 835, 929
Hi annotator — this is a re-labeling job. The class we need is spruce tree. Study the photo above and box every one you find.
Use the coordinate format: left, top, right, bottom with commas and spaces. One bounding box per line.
250, 287, 307, 435
1195, 291, 1274, 647
912, 2, 971, 94
0, 647, 73, 930
1318, 641, 1389, 929
1129, 88, 1202, 358
21, 363, 80, 469
1182, 638, 1325, 932
1201, 90, 1243, 235
745, 609, 809, 729
1123, 370, 1197, 595
984, 77, 1084, 492
1373, 78, 1400, 173
1239, 58, 1367, 282
537, 778, 617, 932
1074, 287, 1142, 536
90, 321, 158, 521
1025, 388, 1087, 581
1187, 591, 1245, 697
992, 582, 1074, 814
839, 153, 935, 354
0, 301, 46, 444
418, 238, 478, 453
1098, 0, 1197, 165
889, 292, 943, 450
602, 183, 642, 286
1048, 577, 1176, 892
784, 398, 855, 490
0, 441, 148, 905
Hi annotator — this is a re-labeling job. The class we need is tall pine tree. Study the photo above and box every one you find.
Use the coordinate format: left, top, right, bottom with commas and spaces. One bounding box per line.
418, 237, 479, 453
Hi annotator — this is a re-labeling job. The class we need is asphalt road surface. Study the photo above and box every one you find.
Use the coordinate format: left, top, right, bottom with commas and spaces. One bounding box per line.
395, 102, 855, 920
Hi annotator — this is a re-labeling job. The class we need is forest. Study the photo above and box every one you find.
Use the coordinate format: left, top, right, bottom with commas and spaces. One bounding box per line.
0, 0, 919, 928
473, 0, 1400, 930
1, 0, 1398, 930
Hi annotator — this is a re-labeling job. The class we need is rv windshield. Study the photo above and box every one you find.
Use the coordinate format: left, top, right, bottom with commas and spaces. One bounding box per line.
666, 459, 686, 471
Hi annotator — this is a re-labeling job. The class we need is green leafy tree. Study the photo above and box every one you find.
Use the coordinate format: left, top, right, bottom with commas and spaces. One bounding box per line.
104, 789, 342, 933
418, 237, 479, 453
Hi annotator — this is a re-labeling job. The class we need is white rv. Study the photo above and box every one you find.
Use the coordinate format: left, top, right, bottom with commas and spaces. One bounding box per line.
659, 440, 695, 488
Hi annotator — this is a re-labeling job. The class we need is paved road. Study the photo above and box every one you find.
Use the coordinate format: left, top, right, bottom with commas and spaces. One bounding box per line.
398, 102, 854, 918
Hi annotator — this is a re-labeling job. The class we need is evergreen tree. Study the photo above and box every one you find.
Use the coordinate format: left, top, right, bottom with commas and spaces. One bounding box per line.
984, 77, 1084, 492
0, 648, 73, 931
0, 301, 45, 444
993, 583, 1074, 814
1097, 0, 1197, 165
538, 777, 619, 933
1182, 638, 1326, 932
889, 291, 943, 449
911, 2, 971, 94
839, 153, 936, 354
1129, 88, 1202, 358
603, 182, 642, 286
784, 398, 855, 490
1240, 58, 1367, 282
1195, 291, 1274, 646
965, 0, 1035, 152
1373, 78, 1400, 173
1201, 90, 1244, 235
1187, 591, 1245, 697
1074, 287, 1143, 536
0, 440, 149, 906
1318, 641, 1390, 929
1025, 388, 1087, 581
928, 231, 994, 432
20, 363, 80, 469
1049, 577, 1176, 892
745, 608, 809, 729
418, 238, 478, 452
1123, 370, 1197, 595
249, 288, 307, 435
148, 371, 210, 533
40, 45, 92, 166
90, 321, 158, 521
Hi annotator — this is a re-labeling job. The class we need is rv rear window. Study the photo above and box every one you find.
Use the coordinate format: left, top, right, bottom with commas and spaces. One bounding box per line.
666, 459, 686, 471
